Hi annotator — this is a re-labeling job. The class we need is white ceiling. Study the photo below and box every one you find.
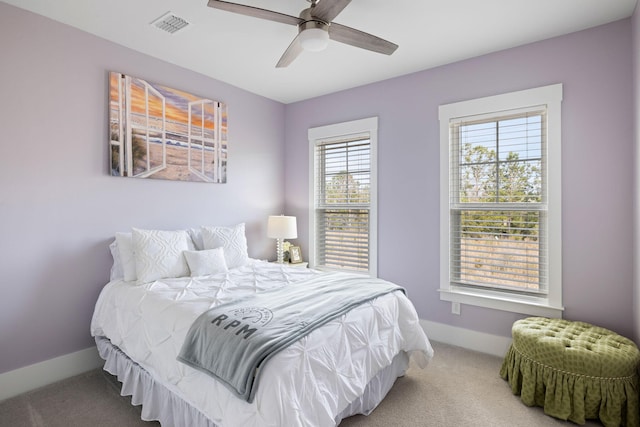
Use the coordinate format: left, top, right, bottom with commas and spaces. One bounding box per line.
4, 0, 637, 103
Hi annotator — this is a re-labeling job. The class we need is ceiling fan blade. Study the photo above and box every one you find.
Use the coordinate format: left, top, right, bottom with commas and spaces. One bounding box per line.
311, 0, 352, 23
329, 23, 398, 55
207, 0, 302, 26
276, 35, 304, 68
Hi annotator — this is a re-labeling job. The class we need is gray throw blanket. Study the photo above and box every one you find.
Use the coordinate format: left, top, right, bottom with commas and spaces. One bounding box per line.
177, 271, 403, 402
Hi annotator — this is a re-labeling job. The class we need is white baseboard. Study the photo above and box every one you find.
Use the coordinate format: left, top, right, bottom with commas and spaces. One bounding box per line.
0, 346, 103, 402
420, 319, 512, 358
0, 322, 509, 402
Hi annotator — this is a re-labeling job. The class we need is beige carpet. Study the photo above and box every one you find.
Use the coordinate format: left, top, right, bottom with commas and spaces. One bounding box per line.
340, 341, 602, 427
0, 365, 157, 427
0, 341, 603, 427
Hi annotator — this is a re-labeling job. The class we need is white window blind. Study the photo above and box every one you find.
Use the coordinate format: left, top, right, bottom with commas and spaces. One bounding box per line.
451, 109, 547, 294
315, 137, 371, 272
309, 117, 377, 276
438, 84, 563, 317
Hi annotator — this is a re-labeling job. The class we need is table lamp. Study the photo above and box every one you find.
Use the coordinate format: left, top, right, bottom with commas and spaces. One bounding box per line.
267, 215, 297, 263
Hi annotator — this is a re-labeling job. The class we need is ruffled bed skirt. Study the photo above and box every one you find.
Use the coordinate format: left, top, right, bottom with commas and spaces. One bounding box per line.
96, 336, 215, 426
95, 336, 409, 426
500, 344, 640, 427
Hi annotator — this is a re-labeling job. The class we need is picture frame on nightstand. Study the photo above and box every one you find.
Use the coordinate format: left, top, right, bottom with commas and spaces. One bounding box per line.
289, 246, 303, 264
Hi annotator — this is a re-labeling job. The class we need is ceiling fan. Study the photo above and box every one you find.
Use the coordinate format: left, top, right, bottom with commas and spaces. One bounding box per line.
206, 0, 398, 67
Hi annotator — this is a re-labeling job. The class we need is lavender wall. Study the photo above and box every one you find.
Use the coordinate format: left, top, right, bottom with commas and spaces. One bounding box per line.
1, 2, 635, 377
0, 3, 285, 374
285, 20, 635, 340
633, 4, 640, 344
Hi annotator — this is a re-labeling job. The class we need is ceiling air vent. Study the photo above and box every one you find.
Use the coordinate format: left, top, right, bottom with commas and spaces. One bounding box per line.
151, 12, 190, 34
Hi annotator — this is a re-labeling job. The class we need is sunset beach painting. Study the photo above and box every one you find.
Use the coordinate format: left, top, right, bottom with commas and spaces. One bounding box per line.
109, 72, 227, 183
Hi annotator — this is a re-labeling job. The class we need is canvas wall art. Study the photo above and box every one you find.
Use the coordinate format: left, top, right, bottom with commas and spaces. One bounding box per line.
109, 72, 227, 183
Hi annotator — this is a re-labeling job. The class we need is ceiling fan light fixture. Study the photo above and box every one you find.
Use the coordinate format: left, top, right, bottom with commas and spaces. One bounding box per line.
298, 23, 329, 52
206, 0, 398, 68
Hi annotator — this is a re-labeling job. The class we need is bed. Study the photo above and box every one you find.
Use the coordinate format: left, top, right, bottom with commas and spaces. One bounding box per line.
90, 225, 434, 426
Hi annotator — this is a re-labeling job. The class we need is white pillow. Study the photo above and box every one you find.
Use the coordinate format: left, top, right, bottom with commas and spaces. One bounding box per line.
201, 223, 249, 269
184, 248, 228, 277
115, 232, 137, 282
132, 228, 194, 284
109, 239, 124, 281
187, 228, 205, 251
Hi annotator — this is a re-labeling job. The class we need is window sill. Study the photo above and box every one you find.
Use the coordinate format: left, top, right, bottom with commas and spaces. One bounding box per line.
439, 287, 564, 318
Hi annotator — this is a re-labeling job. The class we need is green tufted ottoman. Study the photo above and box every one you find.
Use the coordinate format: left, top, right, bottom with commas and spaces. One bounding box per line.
500, 317, 640, 426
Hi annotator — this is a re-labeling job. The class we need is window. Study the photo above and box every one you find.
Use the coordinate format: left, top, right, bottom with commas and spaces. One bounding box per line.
309, 117, 378, 276
439, 85, 563, 317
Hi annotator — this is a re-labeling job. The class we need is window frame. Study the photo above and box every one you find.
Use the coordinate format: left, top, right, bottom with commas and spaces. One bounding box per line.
439, 85, 563, 317
308, 117, 378, 277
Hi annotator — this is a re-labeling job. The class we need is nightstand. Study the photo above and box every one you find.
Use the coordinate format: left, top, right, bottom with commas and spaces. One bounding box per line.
271, 261, 308, 268
287, 262, 308, 268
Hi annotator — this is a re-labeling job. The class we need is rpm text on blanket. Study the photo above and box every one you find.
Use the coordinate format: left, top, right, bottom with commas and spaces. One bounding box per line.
210, 307, 273, 340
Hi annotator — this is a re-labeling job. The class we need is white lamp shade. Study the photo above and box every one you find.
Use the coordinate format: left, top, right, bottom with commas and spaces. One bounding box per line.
267, 215, 298, 239
299, 27, 329, 52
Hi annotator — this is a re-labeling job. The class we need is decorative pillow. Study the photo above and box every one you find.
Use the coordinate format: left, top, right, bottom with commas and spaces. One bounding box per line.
201, 223, 249, 269
109, 239, 124, 281
132, 228, 194, 284
115, 232, 137, 282
183, 248, 228, 277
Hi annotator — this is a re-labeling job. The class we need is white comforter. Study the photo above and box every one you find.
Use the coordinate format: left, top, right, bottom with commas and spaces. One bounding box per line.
90, 261, 433, 427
